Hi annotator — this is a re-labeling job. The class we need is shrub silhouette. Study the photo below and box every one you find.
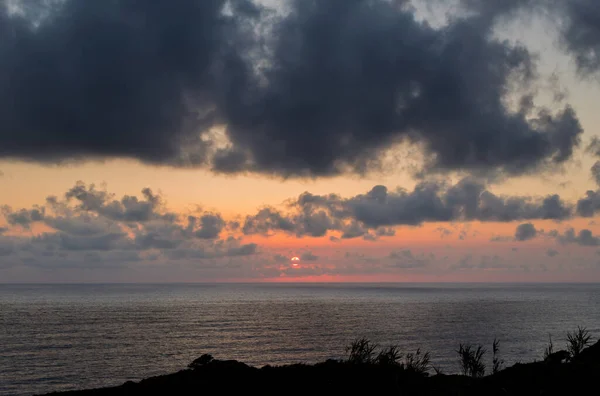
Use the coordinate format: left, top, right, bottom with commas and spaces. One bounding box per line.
566, 326, 592, 359
404, 348, 431, 374
188, 354, 214, 369
346, 337, 378, 364
457, 344, 486, 377
375, 345, 402, 366
345, 339, 431, 374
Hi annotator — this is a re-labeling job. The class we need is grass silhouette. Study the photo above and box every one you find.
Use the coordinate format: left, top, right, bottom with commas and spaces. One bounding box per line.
456, 344, 486, 377
566, 326, 592, 359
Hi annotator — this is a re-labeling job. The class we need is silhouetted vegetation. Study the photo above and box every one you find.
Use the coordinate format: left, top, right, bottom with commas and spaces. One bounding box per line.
492, 338, 503, 374
43, 327, 600, 396
346, 337, 378, 364
456, 344, 486, 377
345, 338, 430, 375
375, 345, 402, 366
404, 348, 431, 374
544, 334, 554, 360
566, 326, 592, 359
188, 354, 213, 369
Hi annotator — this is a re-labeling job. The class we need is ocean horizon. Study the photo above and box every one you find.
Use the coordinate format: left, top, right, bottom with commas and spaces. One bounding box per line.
2, 282, 600, 395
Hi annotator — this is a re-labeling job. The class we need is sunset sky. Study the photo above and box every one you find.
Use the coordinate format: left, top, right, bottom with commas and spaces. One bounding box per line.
2, 0, 600, 282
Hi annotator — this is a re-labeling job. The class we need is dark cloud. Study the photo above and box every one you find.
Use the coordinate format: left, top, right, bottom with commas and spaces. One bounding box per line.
243, 178, 573, 237
344, 179, 572, 227
389, 250, 430, 269
0, 0, 261, 167
0, 0, 583, 178
590, 162, 600, 187
133, 222, 185, 250
32, 231, 128, 251
554, 228, 600, 246
300, 252, 318, 262
192, 213, 225, 239
575, 139, 600, 216
576, 190, 600, 217
273, 254, 289, 263
560, 0, 600, 76
0, 182, 257, 268
226, 242, 258, 257
242, 208, 296, 235
341, 221, 368, 240
43, 214, 114, 236
65, 182, 172, 222
1, 206, 45, 229
515, 223, 538, 241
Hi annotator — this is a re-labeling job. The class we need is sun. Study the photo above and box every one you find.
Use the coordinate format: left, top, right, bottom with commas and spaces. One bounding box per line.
291, 257, 300, 261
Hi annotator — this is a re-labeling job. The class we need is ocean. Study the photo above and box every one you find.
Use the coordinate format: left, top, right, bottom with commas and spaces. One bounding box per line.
1, 283, 600, 396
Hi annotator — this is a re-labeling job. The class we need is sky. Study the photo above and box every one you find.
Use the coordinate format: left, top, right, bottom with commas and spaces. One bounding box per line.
2, 0, 600, 282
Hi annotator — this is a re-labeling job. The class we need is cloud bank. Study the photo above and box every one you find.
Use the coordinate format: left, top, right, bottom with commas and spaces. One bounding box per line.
242, 177, 574, 237
2, 179, 600, 279
0, 182, 257, 269
0, 0, 591, 178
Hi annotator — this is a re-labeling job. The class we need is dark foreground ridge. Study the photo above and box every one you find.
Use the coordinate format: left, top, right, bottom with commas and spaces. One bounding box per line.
43, 340, 600, 396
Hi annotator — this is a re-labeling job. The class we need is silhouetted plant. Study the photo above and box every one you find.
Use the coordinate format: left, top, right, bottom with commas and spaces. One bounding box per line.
457, 344, 486, 377
404, 348, 431, 374
346, 337, 378, 364
566, 326, 592, 359
492, 338, 504, 374
188, 354, 214, 369
376, 345, 402, 366
543, 334, 554, 361
433, 366, 444, 375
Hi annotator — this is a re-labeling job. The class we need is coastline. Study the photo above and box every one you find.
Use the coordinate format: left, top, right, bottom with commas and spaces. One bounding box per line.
41, 340, 600, 396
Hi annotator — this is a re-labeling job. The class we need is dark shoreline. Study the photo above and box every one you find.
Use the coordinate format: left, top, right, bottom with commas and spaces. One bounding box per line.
41, 340, 600, 396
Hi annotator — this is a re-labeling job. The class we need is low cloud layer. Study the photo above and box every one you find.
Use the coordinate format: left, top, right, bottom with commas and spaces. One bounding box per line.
0, 0, 592, 178
242, 178, 574, 237
0, 182, 257, 269
553, 228, 600, 247
497, 223, 600, 247
3, 180, 600, 279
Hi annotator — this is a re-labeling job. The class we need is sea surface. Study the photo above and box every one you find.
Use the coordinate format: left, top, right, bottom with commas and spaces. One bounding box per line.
2, 283, 600, 396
